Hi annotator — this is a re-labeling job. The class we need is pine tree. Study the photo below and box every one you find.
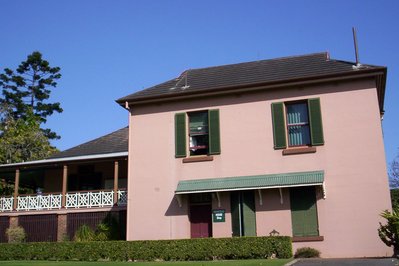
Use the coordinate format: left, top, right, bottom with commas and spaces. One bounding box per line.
0, 51, 62, 139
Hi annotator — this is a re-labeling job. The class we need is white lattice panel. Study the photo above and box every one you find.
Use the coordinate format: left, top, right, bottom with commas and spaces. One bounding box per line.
101, 191, 114, 207
0, 197, 13, 212
16, 194, 63, 211
66, 191, 115, 208
51, 194, 62, 209
17, 196, 28, 210
118, 190, 127, 206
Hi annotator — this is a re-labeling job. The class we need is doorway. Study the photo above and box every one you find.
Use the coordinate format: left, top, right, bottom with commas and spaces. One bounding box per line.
190, 204, 212, 238
189, 193, 212, 238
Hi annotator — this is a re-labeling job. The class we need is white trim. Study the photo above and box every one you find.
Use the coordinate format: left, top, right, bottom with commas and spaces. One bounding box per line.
257, 190, 263, 206
215, 192, 221, 207
279, 188, 284, 204
322, 181, 327, 199
175, 195, 183, 207
175, 182, 324, 195
0, 152, 128, 168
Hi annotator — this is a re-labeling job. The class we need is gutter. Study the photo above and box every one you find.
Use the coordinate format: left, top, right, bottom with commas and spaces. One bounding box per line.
0, 152, 128, 169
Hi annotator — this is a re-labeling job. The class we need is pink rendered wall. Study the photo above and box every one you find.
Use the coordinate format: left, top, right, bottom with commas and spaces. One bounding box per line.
126, 79, 392, 258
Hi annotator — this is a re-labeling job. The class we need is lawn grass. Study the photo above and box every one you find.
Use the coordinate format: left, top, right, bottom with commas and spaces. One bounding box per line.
0, 259, 292, 266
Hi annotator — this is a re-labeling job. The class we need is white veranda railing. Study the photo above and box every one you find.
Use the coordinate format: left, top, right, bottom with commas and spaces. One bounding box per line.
0, 190, 127, 212
65, 190, 127, 209
16, 194, 62, 211
0, 196, 13, 212
117, 190, 127, 206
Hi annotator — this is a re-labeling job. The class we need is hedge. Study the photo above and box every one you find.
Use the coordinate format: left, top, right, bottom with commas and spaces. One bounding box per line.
0, 236, 292, 261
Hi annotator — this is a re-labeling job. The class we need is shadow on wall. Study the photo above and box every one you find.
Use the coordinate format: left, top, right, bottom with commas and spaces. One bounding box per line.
164, 196, 187, 216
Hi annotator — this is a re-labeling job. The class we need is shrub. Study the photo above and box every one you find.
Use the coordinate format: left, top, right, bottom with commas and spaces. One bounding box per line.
294, 247, 320, 258
73, 224, 95, 242
0, 236, 292, 261
5, 226, 26, 243
95, 223, 110, 241
74, 221, 119, 242
378, 209, 399, 255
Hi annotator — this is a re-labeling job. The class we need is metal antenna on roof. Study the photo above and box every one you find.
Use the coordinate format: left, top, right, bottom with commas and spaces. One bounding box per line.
181, 70, 190, 90
352, 27, 360, 66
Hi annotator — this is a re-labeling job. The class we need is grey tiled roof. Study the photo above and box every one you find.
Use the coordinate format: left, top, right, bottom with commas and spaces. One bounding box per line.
50, 127, 128, 159
117, 52, 386, 105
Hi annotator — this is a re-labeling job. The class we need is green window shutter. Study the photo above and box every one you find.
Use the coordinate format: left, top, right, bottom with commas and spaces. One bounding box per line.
290, 187, 319, 237
308, 98, 324, 146
230, 192, 241, 237
242, 191, 257, 237
208, 109, 221, 155
271, 102, 287, 149
175, 113, 187, 158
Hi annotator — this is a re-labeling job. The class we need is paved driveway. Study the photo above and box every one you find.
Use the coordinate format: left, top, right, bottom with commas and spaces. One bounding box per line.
291, 258, 398, 266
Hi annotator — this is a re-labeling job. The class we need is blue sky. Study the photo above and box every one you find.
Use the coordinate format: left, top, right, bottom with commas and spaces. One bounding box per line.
1, 1, 398, 166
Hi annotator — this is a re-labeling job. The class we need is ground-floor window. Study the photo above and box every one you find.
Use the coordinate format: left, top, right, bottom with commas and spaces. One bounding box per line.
189, 193, 212, 238
290, 186, 319, 237
230, 191, 256, 237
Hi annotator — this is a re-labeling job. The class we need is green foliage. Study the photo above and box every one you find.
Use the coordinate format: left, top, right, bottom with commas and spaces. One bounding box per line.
0, 179, 34, 196
0, 236, 292, 261
0, 51, 62, 139
294, 247, 320, 258
0, 179, 13, 196
389, 156, 399, 189
101, 213, 121, 240
391, 189, 399, 209
5, 226, 26, 243
73, 217, 121, 242
378, 209, 399, 254
0, 106, 58, 164
73, 225, 96, 242
94, 223, 110, 241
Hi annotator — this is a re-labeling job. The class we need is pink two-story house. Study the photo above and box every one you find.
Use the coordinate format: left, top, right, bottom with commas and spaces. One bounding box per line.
117, 52, 392, 258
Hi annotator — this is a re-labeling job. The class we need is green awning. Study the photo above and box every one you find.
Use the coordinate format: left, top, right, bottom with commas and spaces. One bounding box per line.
175, 170, 324, 194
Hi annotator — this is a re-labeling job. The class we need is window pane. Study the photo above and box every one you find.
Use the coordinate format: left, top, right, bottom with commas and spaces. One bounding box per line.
287, 102, 311, 146
286, 103, 309, 124
189, 111, 209, 155
189, 112, 208, 135
288, 125, 311, 146
190, 135, 209, 155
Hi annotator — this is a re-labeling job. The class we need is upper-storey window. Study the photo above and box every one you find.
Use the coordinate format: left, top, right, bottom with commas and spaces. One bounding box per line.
189, 111, 209, 155
175, 109, 220, 158
271, 98, 324, 150
286, 102, 311, 147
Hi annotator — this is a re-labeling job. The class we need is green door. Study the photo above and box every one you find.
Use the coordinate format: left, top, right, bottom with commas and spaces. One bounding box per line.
290, 186, 319, 237
230, 191, 256, 237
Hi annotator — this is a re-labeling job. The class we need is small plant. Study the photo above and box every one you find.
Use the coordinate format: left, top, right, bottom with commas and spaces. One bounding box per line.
378, 209, 399, 255
95, 222, 110, 241
73, 224, 95, 242
6, 226, 26, 243
294, 247, 320, 258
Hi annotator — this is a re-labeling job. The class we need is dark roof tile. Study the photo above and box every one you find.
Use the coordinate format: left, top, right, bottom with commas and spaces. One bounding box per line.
50, 127, 128, 159
117, 52, 385, 104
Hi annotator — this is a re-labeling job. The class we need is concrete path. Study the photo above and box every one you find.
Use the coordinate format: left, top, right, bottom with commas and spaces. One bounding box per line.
290, 258, 398, 266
